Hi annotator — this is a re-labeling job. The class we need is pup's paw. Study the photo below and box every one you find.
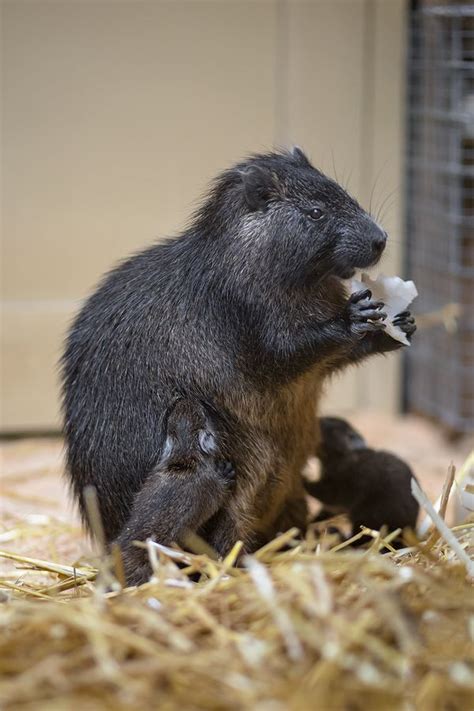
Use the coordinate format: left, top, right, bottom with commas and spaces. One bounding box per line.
216, 460, 236, 490
117, 543, 152, 587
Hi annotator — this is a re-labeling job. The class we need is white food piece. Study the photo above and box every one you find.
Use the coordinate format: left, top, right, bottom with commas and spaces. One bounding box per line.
351, 273, 418, 346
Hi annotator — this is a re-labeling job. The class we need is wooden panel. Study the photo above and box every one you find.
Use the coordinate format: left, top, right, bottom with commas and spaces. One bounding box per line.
1, 0, 277, 430
1, 0, 408, 431
1, 306, 75, 431
284, 0, 367, 189
2, 0, 277, 301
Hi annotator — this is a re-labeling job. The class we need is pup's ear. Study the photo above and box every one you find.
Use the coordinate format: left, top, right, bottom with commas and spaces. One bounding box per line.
239, 165, 280, 211
292, 146, 312, 168
198, 429, 217, 455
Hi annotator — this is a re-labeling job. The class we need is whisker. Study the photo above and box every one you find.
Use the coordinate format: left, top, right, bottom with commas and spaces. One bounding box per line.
368, 162, 389, 217
379, 199, 397, 224
331, 149, 339, 184
375, 186, 400, 223
343, 168, 354, 192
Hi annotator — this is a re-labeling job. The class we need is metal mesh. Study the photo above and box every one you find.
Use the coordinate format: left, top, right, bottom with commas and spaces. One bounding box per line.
406, 2, 474, 434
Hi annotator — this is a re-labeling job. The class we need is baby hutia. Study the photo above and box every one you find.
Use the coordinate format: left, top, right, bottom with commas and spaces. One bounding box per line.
351, 273, 418, 346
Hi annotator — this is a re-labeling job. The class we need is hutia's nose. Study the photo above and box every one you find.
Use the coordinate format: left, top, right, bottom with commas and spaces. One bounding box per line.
371, 227, 387, 255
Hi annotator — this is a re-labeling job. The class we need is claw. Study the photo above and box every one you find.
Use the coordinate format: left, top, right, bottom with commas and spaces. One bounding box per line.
394, 310, 410, 319
359, 300, 385, 311
394, 316, 415, 326
349, 289, 372, 303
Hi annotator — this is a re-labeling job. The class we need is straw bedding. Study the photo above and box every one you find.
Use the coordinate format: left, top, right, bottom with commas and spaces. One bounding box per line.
1, 488, 473, 711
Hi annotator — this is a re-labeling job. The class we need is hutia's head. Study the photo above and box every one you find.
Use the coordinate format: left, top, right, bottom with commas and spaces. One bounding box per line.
208, 148, 387, 283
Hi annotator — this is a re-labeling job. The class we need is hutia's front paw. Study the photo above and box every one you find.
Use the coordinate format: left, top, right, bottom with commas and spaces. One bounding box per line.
345, 289, 387, 338
393, 310, 417, 341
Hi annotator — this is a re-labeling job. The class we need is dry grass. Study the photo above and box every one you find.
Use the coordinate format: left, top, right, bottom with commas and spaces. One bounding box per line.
1, 468, 473, 711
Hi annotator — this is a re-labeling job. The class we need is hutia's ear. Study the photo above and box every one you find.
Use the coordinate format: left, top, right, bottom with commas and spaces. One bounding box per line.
239, 165, 279, 211
292, 146, 312, 168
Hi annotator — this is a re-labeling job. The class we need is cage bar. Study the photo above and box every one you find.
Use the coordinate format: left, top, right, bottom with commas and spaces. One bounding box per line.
406, 2, 474, 434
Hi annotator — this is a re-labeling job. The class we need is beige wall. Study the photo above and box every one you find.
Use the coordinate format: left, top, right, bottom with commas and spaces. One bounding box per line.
1, 0, 407, 432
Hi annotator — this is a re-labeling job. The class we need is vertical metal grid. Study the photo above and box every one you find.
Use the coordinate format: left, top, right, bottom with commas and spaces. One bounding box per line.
406, 2, 474, 434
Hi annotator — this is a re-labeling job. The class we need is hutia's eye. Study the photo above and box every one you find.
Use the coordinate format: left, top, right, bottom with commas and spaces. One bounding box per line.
308, 207, 324, 220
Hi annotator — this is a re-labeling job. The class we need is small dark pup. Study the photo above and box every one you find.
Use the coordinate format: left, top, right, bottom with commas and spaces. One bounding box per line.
304, 417, 419, 547
115, 398, 235, 585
